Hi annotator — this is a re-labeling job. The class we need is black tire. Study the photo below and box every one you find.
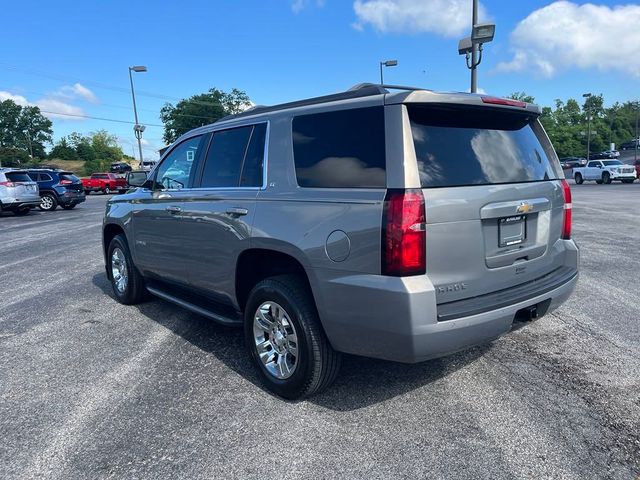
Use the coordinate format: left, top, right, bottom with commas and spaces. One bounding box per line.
574, 173, 583, 184
13, 207, 30, 216
39, 193, 58, 211
62, 204, 76, 210
622, 179, 635, 184
603, 172, 611, 184
244, 275, 341, 400
104, 186, 111, 195
107, 234, 147, 305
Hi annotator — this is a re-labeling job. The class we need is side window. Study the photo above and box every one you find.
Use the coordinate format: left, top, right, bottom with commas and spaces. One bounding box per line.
587, 161, 596, 168
28, 173, 39, 181
154, 135, 202, 190
292, 107, 386, 188
197, 123, 266, 188
241, 123, 267, 187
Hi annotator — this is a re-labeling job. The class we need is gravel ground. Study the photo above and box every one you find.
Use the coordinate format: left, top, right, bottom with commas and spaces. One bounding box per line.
1, 184, 639, 480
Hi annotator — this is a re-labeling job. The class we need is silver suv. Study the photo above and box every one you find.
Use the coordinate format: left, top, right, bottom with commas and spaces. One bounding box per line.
0, 168, 40, 216
103, 84, 579, 399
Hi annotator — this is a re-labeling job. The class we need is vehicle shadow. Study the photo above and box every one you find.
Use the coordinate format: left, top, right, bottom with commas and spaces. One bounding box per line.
92, 273, 490, 411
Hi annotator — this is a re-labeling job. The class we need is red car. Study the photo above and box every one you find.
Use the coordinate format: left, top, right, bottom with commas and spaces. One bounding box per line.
82, 173, 127, 194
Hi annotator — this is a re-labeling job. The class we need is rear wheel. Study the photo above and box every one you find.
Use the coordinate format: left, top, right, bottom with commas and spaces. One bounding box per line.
13, 207, 30, 216
622, 179, 635, 184
244, 275, 341, 399
574, 173, 583, 184
107, 234, 147, 305
39, 193, 57, 211
603, 172, 611, 184
104, 186, 111, 195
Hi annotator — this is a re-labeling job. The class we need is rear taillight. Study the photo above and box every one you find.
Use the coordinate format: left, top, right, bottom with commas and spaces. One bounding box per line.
561, 179, 572, 240
481, 96, 527, 108
59, 179, 72, 185
382, 189, 426, 276
0, 181, 16, 187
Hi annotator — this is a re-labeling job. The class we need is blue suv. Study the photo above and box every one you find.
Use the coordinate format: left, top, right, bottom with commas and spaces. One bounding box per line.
26, 168, 86, 211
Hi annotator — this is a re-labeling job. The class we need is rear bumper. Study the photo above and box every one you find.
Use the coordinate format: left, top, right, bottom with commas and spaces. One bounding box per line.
60, 192, 86, 206
317, 240, 579, 363
1, 197, 41, 210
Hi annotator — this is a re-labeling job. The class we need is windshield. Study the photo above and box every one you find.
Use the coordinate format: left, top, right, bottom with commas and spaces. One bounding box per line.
603, 160, 623, 166
408, 105, 562, 188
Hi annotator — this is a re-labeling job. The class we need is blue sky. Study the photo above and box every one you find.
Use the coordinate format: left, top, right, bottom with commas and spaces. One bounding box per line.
0, 0, 638, 159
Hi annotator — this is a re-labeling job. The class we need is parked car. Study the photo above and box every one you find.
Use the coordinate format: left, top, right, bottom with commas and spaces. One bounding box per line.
82, 173, 128, 194
619, 140, 639, 151
0, 168, 40, 215
140, 160, 158, 172
573, 159, 637, 184
102, 84, 578, 399
27, 168, 86, 211
110, 162, 132, 174
559, 157, 586, 169
600, 150, 620, 158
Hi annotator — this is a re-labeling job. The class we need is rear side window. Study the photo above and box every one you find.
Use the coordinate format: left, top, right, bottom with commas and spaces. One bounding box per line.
292, 107, 386, 188
200, 123, 266, 188
5, 172, 32, 182
59, 173, 80, 182
408, 105, 562, 188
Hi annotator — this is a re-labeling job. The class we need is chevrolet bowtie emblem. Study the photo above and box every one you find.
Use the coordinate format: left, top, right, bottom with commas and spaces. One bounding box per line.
516, 202, 533, 214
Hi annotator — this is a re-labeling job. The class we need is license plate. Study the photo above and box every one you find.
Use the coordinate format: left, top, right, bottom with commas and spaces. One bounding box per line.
499, 215, 526, 247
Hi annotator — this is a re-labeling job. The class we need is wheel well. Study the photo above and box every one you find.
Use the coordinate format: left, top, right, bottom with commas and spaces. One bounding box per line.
235, 249, 312, 313
103, 224, 125, 264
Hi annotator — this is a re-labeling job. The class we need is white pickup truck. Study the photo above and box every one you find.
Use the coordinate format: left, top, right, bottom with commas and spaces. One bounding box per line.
572, 160, 637, 184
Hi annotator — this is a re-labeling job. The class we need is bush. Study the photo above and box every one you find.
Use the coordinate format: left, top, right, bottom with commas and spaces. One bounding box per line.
83, 158, 112, 176
0, 147, 30, 167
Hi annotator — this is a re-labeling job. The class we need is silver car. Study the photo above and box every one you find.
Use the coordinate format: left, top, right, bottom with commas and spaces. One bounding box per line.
0, 168, 40, 216
102, 84, 579, 399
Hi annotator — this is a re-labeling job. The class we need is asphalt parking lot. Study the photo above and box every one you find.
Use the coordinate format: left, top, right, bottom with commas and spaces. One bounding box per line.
1, 184, 639, 480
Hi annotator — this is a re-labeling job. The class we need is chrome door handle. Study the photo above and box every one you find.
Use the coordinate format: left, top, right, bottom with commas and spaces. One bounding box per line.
226, 207, 248, 216
166, 206, 182, 214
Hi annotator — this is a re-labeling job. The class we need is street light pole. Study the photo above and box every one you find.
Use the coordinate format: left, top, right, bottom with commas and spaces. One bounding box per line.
583, 93, 592, 161
128, 66, 147, 166
635, 101, 639, 163
470, 0, 479, 93
379, 60, 398, 85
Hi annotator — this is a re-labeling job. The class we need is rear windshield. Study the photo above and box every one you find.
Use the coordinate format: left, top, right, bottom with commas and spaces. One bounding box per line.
59, 173, 80, 182
408, 105, 562, 188
5, 172, 32, 182
603, 160, 622, 166
92, 174, 109, 179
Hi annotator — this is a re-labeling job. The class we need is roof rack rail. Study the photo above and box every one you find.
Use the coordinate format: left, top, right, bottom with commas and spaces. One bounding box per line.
218, 82, 424, 123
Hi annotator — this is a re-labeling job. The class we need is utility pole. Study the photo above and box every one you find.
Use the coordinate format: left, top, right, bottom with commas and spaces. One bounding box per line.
128, 66, 147, 167
583, 93, 592, 160
635, 101, 639, 163
470, 0, 478, 93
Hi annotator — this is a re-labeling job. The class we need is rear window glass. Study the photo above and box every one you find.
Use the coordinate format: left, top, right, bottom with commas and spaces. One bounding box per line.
409, 105, 562, 188
93, 174, 109, 179
200, 126, 252, 188
5, 172, 32, 182
59, 173, 80, 182
292, 107, 386, 188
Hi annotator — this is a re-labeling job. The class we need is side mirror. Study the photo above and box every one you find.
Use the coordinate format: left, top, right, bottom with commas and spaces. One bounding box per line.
126, 171, 147, 187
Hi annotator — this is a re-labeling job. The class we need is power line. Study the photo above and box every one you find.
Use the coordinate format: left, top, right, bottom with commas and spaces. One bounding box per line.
37, 109, 164, 127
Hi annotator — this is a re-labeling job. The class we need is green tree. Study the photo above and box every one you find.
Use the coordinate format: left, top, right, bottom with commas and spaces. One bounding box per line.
0, 147, 30, 167
160, 87, 252, 144
508, 92, 536, 104
90, 129, 123, 161
50, 137, 78, 160
0, 100, 52, 159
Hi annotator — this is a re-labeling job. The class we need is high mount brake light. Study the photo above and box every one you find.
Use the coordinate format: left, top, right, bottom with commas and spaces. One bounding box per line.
382, 189, 426, 276
481, 96, 527, 108
561, 179, 572, 240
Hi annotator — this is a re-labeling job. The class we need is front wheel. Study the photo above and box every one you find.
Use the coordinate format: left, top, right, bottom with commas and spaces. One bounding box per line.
104, 186, 111, 195
107, 234, 147, 305
603, 172, 612, 184
574, 173, 583, 184
244, 275, 341, 399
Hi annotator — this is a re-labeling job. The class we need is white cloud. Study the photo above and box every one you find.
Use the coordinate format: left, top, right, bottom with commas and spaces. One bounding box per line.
496, 1, 640, 78
353, 0, 489, 37
0, 91, 29, 106
67, 83, 99, 104
34, 98, 85, 119
291, 0, 325, 13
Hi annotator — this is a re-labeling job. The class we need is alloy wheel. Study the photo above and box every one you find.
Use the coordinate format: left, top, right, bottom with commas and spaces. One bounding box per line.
253, 301, 299, 379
